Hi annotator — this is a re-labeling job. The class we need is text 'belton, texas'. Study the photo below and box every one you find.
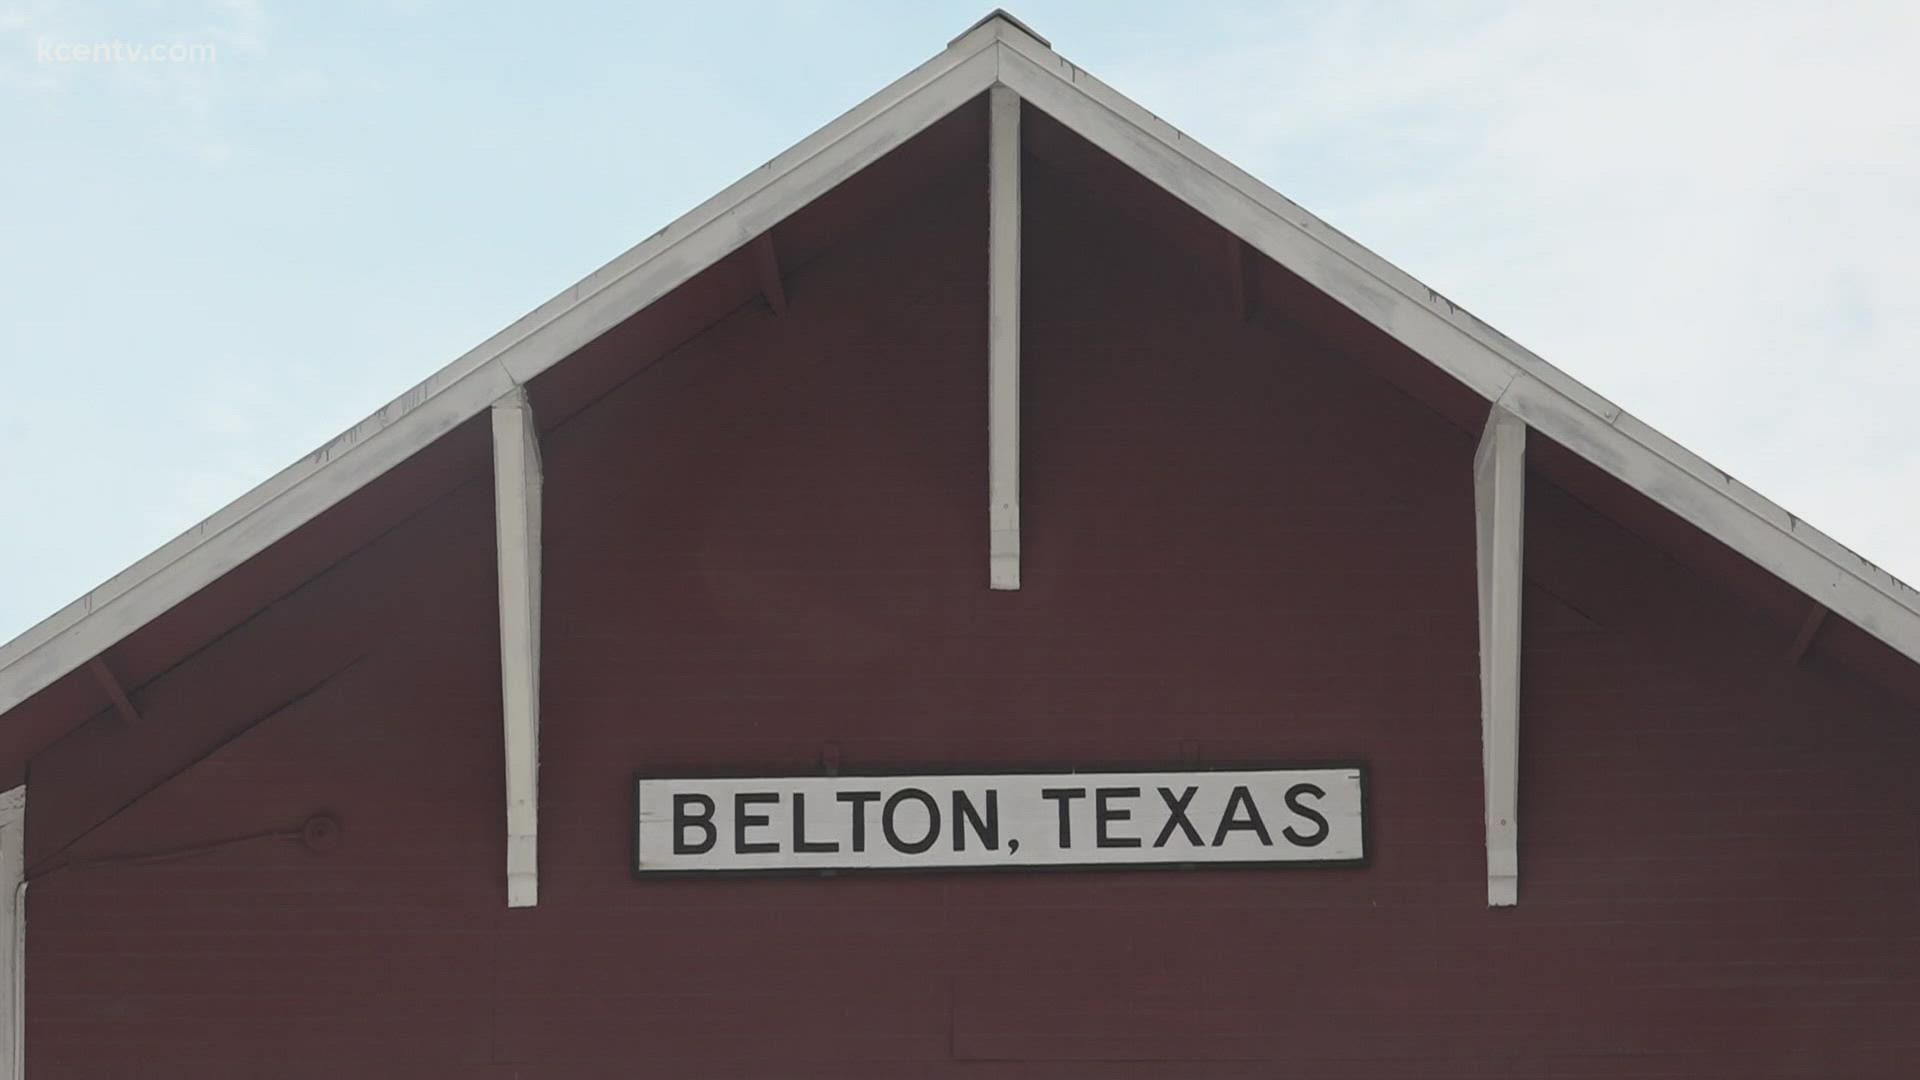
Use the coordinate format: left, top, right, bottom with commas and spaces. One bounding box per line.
635, 767, 1366, 874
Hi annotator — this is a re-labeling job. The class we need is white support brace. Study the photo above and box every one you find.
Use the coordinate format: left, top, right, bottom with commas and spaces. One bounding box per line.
87, 657, 141, 728
0, 783, 24, 1080
491, 389, 542, 908
1475, 405, 1525, 907
752, 232, 787, 316
987, 83, 1021, 590
1785, 601, 1828, 666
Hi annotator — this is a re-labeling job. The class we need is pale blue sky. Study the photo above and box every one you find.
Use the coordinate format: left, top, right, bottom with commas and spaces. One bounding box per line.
4, 1, 1918, 643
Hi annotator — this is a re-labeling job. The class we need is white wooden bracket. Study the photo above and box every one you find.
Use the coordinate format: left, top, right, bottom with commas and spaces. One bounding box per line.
1226, 236, 1259, 322
0, 783, 24, 1080
1474, 404, 1525, 906
1785, 601, 1828, 666
87, 656, 141, 727
752, 232, 787, 316
491, 388, 542, 908
988, 83, 1021, 590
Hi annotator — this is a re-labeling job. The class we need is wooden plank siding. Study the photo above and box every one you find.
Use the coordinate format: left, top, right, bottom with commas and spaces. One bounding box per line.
21, 129, 1920, 1078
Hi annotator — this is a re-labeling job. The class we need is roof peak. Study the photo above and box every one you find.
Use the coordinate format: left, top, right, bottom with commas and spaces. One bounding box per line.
952, 8, 1051, 49
5, 1, 1918, 728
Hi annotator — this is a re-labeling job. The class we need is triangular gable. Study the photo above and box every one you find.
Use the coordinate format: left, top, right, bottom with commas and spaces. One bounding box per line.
4, 9, 1918, 721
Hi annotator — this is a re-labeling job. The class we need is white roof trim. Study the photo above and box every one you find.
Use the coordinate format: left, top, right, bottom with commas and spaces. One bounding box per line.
0, 21, 1005, 716
4, 12, 1919, 718
989, 30, 1920, 665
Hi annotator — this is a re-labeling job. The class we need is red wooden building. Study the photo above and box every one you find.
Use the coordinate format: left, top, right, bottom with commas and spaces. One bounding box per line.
4, 10, 1920, 1077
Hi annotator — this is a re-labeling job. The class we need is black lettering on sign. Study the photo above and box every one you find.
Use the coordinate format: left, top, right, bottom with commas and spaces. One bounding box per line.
1153, 785, 1203, 848
1212, 785, 1273, 847
883, 788, 941, 854
1095, 787, 1142, 848
1040, 787, 1086, 848
953, 790, 999, 851
792, 792, 838, 853
1282, 783, 1330, 847
735, 792, 779, 854
672, 793, 717, 855
836, 790, 881, 852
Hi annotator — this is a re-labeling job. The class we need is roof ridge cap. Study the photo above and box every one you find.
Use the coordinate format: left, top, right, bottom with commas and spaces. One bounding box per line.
952, 8, 1051, 50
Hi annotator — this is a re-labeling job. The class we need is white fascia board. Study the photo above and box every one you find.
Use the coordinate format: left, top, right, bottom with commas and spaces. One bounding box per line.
992, 36, 1920, 667
0, 34, 1002, 719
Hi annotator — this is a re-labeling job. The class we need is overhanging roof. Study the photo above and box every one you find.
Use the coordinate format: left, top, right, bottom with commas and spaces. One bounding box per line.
5, 9, 1919, 719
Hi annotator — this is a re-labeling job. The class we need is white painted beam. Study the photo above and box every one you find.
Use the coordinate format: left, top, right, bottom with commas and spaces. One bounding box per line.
1475, 406, 1526, 907
491, 388, 542, 908
86, 657, 141, 727
0, 783, 24, 1080
752, 232, 787, 315
1785, 601, 1828, 666
1226, 236, 1259, 322
988, 84, 1022, 591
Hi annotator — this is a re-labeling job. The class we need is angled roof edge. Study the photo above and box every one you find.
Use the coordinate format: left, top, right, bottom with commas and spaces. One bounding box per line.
983, 30, 1920, 662
0, 17, 1008, 715
4, 11, 1918, 718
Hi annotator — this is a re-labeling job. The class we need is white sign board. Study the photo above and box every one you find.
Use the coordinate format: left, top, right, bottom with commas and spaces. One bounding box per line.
634, 767, 1366, 874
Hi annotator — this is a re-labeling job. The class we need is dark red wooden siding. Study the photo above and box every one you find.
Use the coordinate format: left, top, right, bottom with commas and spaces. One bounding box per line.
23, 129, 1920, 1078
